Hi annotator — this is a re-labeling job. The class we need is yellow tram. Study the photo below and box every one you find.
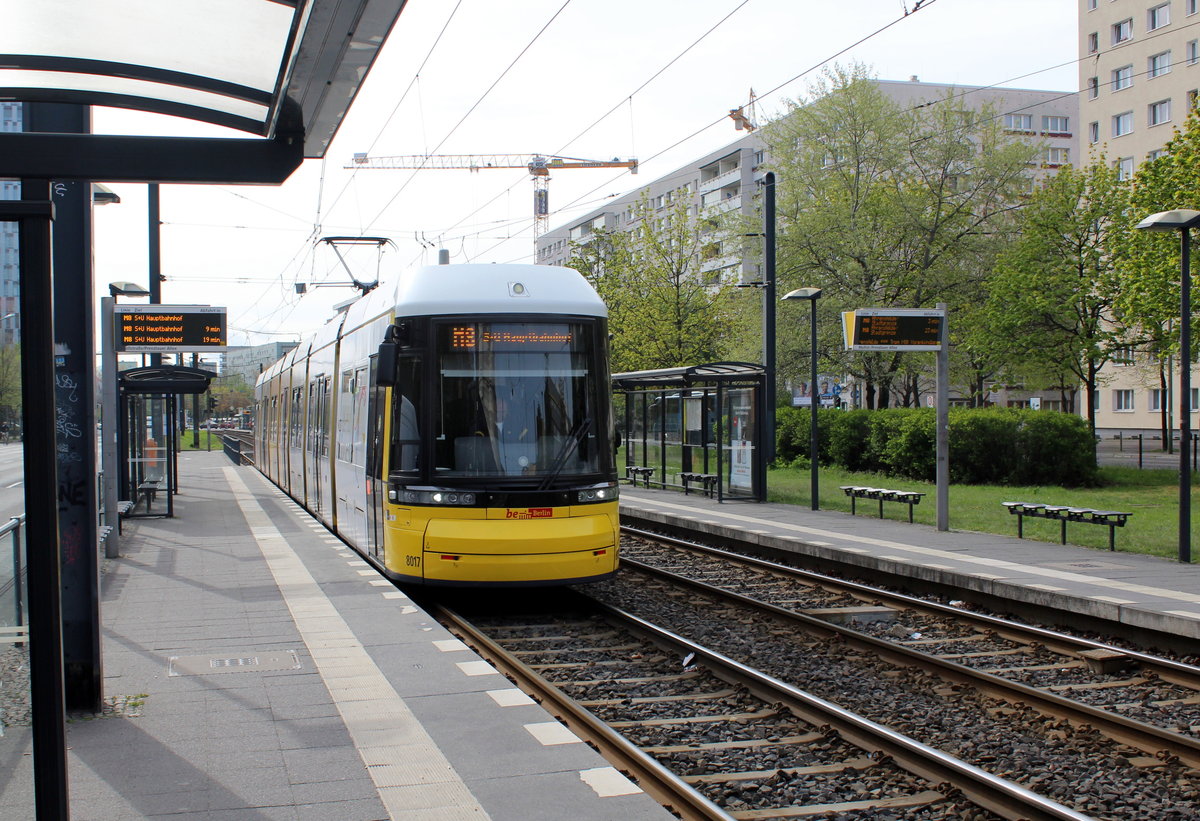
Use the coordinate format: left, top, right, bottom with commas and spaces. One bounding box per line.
254, 262, 620, 585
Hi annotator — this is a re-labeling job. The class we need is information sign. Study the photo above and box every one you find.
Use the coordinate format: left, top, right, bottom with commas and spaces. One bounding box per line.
115, 305, 227, 353
842, 308, 945, 351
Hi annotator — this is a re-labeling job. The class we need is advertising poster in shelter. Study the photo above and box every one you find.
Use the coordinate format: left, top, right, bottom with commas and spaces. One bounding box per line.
791, 375, 843, 407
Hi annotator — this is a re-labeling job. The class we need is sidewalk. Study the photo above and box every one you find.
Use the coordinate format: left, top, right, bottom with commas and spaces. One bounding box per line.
1, 452, 674, 821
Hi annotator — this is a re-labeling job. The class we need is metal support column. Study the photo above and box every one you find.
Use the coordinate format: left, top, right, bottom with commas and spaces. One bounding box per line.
7, 181, 70, 819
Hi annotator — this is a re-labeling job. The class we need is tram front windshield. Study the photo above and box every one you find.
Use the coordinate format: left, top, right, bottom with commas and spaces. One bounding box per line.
436, 320, 604, 480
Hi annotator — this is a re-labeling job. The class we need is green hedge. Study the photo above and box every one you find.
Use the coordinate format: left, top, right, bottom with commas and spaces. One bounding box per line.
775, 406, 1099, 487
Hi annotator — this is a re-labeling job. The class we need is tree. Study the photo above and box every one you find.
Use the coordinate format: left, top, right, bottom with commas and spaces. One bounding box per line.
981, 160, 1132, 433
0, 343, 19, 431
211, 374, 253, 416
567, 193, 735, 372
764, 64, 1038, 408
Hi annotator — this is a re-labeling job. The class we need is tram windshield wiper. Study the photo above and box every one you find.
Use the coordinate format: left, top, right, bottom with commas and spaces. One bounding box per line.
538, 417, 591, 490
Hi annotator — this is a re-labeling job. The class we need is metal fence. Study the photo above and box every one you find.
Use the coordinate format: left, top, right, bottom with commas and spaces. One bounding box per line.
0, 514, 27, 630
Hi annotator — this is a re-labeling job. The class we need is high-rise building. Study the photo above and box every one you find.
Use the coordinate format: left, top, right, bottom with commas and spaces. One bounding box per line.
1079, 0, 1199, 176
0, 102, 21, 346
1079, 0, 1200, 433
223, 341, 299, 388
538, 78, 1077, 290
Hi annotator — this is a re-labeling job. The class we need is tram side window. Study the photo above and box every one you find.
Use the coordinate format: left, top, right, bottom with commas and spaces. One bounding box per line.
290, 387, 303, 445
350, 366, 369, 467
391, 356, 421, 474
336, 369, 355, 463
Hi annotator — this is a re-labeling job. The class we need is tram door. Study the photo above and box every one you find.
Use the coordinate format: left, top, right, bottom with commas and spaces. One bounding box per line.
365, 357, 385, 559
308, 375, 328, 518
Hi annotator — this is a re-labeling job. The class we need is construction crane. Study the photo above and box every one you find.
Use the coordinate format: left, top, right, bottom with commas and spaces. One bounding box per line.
347, 153, 638, 239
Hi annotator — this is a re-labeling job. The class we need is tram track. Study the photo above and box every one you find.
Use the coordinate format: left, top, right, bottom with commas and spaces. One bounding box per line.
590, 529, 1200, 818
429, 589, 1089, 821
620, 528, 1200, 757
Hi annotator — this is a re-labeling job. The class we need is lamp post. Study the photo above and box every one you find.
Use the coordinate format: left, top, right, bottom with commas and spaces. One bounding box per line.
1135, 209, 1199, 564
782, 287, 821, 510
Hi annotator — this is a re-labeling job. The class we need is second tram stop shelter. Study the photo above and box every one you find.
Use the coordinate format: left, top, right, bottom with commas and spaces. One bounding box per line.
614, 362, 767, 502
118, 365, 217, 519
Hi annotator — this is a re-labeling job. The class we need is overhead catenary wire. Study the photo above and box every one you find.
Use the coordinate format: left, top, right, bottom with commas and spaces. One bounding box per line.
468, 0, 945, 262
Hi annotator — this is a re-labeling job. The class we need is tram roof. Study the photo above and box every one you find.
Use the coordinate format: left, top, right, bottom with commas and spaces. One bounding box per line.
613, 362, 767, 388
0, 0, 409, 181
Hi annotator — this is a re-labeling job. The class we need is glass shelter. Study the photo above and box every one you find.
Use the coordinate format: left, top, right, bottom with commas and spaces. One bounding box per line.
613, 362, 766, 502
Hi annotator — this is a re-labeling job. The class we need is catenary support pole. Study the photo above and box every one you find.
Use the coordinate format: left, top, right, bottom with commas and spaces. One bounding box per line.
17, 178, 71, 820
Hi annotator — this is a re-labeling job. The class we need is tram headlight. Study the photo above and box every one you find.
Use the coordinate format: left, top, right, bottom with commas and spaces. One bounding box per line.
576, 483, 618, 503
391, 486, 476, 506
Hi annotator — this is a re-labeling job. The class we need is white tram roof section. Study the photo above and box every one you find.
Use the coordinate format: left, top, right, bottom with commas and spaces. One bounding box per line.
359, 263, 608, 325
257, 263, 606, 388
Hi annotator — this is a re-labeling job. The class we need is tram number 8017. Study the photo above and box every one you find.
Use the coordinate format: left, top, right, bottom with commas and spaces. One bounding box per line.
405, 555, 422, 567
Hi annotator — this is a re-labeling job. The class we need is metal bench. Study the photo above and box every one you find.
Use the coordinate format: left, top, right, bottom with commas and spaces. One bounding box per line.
625, 466, 655, 487
679, 471, 718, 497
1001, 502, 1132, 551
137, 479, 161, 507
841, 486, 925, 523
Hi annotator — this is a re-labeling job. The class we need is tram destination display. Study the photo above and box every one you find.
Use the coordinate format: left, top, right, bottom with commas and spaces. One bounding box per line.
115, 305, 227, 353
842, 308, 946, 351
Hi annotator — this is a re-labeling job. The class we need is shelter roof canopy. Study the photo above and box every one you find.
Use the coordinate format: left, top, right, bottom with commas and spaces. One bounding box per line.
0, 0, 408, 159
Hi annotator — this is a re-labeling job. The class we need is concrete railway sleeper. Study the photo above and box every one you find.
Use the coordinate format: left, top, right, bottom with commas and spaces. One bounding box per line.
431, 588, 1089, 821
608, 530, 1200, 817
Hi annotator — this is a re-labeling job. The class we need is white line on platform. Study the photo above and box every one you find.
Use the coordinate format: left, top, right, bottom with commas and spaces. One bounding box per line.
457, 660, 499, 677
223, 467, 490, 820
580, 767, 642, 797
524, 721, 580, 746
487, 689, 535, 707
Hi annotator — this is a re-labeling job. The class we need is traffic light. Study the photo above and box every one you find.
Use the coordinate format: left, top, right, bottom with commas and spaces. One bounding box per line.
207, 394, 216, 412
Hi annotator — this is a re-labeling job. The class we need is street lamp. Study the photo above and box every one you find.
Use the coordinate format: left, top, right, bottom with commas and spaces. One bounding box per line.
1135, 208, 1199, 563
782, 287, 822, 510
108, 281, 150, 298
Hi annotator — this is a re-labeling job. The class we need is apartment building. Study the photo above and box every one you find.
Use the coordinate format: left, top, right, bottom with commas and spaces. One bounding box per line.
0, 102, 21, 347
1080, 0, 1200, 433
538, 77, 1078, 409
223, 341, 298, 387
541, 79, 1076, 289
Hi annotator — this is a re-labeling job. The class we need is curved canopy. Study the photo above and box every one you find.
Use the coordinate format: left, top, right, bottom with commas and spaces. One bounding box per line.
612, 361, 767, 388
0, 0, 409, 179
119, 365, 217, 395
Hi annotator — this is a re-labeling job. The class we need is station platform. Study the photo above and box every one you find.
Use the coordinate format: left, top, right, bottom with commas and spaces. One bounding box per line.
619, 485, 1200, 647
2, 452, 674, 821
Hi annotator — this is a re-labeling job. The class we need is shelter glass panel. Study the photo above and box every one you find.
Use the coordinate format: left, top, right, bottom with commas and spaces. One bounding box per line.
723, 388, 759, 500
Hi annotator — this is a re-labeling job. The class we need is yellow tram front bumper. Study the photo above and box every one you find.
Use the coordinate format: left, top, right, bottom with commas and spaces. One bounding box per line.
384, 501, 619, 584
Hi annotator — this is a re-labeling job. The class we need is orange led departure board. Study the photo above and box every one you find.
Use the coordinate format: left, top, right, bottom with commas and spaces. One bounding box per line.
842, 309, 945, 351
115, 305, 227, 353
449, 325, 572, 349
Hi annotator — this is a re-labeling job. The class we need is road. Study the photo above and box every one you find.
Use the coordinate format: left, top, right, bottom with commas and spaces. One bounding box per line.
0, 442, 23, 626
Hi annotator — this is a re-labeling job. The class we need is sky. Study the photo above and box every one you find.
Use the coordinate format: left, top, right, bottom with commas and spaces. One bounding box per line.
90, 0, 1081, 351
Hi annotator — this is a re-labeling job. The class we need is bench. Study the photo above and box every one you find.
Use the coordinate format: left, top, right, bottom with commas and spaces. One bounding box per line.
115, 500, 133, 533
679, 471, 718, 497
1002, 502, 1132, 551
841, 486, 925, 523
625, 466, 655, 487
0, 625, 28, 646
98, 525, 113, 549
137, 480, 161, 507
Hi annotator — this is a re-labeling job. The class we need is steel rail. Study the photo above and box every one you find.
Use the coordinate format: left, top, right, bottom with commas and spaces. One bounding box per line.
621, 551, 1200, 771
623, 525, 1200, 685
434, 594, 1091, 821
432, 601, 735, 821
